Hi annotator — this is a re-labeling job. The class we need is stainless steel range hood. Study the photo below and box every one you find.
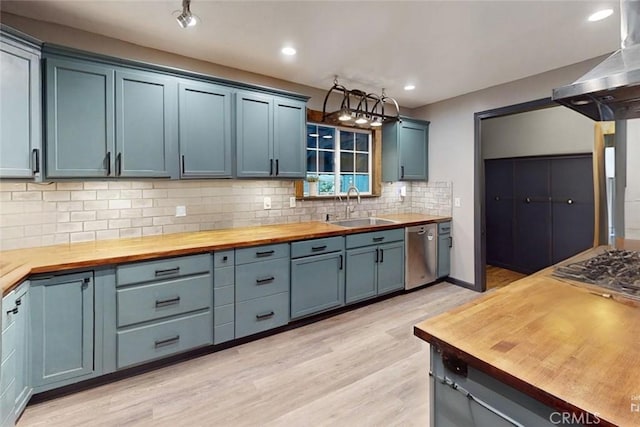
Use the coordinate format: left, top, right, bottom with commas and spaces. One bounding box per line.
553, 1, 640, 121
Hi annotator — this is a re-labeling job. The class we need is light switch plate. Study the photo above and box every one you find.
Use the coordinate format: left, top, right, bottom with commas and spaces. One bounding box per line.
454, 197, 461, 207
264, 197, 272, 210
175, 205, 187, 217
289, 197, 296, 208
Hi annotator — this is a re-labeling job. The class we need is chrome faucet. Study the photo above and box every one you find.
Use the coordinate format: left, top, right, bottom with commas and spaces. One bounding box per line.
345, 184, 361, 219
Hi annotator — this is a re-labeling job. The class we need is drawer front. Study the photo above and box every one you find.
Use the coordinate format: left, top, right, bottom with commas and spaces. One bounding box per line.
346, 228, 404, 249
438, 221, 451, 234
214, 323, 234, 345
235, 292, 289, 338
214, 303, 234, 326
291, 236, 344, 259
117, 274, 213, 327
214, 285, 234, 307
235, 243, 289, 265
214, 250, 235, 268
116, 253, 212, 287
214, 266, 234, 288
235, 258, 289, 301
117, 310, 213, 369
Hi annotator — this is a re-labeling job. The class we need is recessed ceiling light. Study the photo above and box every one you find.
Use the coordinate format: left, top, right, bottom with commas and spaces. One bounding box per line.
404, 84, 416, 91
281, 46, 297, 56
588, 9, 613, 22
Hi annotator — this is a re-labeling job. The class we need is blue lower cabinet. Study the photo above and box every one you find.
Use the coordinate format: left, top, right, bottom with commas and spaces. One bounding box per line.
31, 272, 95, 389
11, 283, 31, 422
376, 242, 405, 295
290, 250, 345, 319
1, 290, 17, 427
235, 292, 289, 339
117, 310, 212, 369
345, 246, 378, 304
438, 222, 452, 278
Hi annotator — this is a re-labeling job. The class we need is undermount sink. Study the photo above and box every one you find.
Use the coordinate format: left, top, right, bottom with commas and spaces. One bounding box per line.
330, 217, 398, 228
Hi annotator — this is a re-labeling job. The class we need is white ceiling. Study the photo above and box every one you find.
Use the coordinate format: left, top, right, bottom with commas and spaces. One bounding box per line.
1, 0, 622, 108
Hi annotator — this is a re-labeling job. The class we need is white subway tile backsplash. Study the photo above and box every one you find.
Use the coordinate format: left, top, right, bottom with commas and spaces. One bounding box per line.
0, 178, 452, 250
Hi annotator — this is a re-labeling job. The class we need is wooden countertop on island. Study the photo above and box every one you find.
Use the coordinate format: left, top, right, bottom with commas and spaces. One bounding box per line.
414, 250, 640, 427
1, 213, 449, 295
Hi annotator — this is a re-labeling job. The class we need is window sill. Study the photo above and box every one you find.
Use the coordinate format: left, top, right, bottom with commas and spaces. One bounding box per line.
298, 194, 380, 201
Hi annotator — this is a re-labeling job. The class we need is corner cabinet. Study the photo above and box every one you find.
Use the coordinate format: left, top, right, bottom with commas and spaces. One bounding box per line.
0, 28, 42, 179
178, 81, 233, 178
382, 117, 429, 181
236, 91, 306, 178
30, 272, 96, 391
45, 57, 178, 179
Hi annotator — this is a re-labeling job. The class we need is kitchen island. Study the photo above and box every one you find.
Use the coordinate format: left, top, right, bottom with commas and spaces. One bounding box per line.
414, 248, 640, 426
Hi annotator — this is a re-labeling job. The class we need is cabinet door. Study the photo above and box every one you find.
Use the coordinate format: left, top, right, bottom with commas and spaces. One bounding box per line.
398, 121, 428, 180
485, 159, 514, 268
273, 97, 306, 178
12, 284, 31, 420
345, 246, 377, 304
178, 81, 232, 178
115, 70, 175, 178
1, 291, 16, 427
291, 251, 345, 319
377, 242, 405, 294
31, 272, 94, 388
437, 234, 451, 278
514, 159, 552, 274
551, 156, 595, 264
46, 58, 114, 178
0, 40, 41, 178
236, 91, 273, 178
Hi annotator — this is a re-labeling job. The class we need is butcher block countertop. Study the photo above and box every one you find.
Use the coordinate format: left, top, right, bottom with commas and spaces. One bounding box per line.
0, 213, 449, 295
414, 248, 640, 427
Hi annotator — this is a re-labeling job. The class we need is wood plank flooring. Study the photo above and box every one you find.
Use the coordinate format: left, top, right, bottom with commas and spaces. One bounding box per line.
19, 283, 481, 427
486, 265, 527, 290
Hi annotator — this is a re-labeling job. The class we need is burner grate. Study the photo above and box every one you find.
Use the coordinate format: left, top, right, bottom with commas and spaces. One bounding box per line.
554, 249, 640, 298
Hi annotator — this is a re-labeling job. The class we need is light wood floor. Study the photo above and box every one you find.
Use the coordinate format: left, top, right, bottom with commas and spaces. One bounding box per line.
19, 283, 481, 427
486, 265, 527, 290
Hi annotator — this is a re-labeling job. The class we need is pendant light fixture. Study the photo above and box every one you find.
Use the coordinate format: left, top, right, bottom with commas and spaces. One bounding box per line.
322, 76, 400, 128
175, 0, 197, 28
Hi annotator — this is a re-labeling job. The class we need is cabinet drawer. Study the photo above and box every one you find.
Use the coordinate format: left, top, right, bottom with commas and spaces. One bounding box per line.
346, 228, 404, 249
235, 292, 289, 338
214, 285, 234, 307
438, 221, 451, 234
117, 274, 212, 327
214, 266, 234, 288
291, 236, 344, 259
214, 323, 234, 345
235, 244, 289, 265
117, 310, 212, 369
235, 258, 289, 301
214, 250, 235, 268
214, 303, 234, 326
116, 253, 212, 287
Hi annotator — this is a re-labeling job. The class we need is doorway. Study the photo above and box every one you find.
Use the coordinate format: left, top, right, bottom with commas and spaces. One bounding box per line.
474, 99, 605, 291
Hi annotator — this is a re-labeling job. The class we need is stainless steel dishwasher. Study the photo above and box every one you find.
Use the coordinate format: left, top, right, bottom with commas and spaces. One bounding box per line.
405, 223, 437, 289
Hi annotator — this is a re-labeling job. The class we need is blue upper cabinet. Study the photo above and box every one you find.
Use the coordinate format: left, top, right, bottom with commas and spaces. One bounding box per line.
115, 70, 177, 178
178, 81, 232, 178
236, 91, 306, 178
45, 58, 114, 178
382, 117, 429, 181
0, 29, 42, 179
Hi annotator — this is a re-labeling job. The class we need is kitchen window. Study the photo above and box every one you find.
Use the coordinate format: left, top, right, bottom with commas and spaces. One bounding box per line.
304, 124, 372, 197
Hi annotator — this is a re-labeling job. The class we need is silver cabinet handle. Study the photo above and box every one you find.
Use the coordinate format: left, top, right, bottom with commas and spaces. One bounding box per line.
155, 296, 181, 308
154, 335, 180, 348
256, 311, 274, 320
155, 267, 180, 277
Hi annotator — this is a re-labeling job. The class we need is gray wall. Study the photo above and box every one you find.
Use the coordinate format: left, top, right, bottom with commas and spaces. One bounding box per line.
482, 106, 594, 160
410, 55, 607, 285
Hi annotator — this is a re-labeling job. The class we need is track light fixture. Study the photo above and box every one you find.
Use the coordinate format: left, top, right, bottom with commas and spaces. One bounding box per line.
176, 0, 197, 28
322, 76, 400, 128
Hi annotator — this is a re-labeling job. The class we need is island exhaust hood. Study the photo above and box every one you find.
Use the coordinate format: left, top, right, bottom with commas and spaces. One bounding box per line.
553, 1, 640, 121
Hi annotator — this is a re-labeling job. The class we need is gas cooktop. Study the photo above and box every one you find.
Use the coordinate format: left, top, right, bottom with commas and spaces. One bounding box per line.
553, 249, 640, 299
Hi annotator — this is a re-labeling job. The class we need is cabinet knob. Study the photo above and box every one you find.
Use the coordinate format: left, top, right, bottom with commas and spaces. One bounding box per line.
494, 196, 500, 201
567, 199, 574, 205
525, 197, 531, 204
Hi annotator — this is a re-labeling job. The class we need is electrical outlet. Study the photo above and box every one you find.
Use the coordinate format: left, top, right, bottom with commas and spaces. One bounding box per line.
454, 197, 461, 208
175, 205, 186, 217
264, 197, 272, 210
289, 197, 296, 208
